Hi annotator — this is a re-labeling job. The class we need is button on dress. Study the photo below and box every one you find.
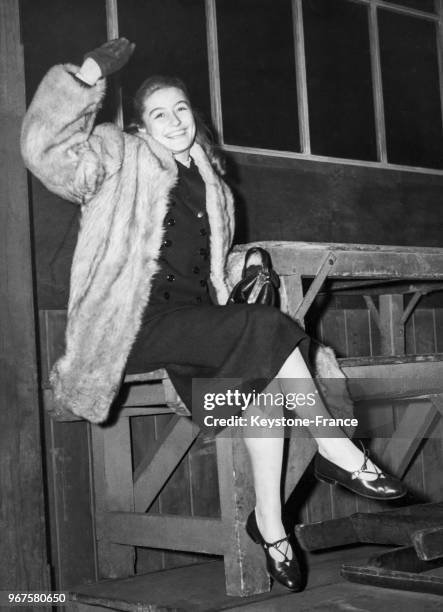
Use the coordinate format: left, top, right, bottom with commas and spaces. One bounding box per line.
126, 159, 309, 427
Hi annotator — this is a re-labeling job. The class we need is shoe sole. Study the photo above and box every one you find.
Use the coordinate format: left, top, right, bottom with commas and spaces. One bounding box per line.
314, 471, 407, 500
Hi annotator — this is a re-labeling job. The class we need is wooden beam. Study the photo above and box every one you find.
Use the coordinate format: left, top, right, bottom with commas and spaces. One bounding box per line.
292, 0, 311, 154
231, 241, 443, 279
133, 416, 200, 512
342, 359, 443, 402
429, 393, 443, 416
215, 434, 270, 596
97, 512, 228, 555
105, 0, 123, 129
369, 1, 387, 162
413, 526, 443, 561
400, 291, 423, 325
436, 0, 443, 134
0, 0, 49, 591
91, 424, 135, 579
121, 382, 166, 407
381, 401, 439, 478
280, 274, 305, 325
222, 145, 443, 176
205, 0, 223, 141
293, 252, 337, 320
350, 0, 440, 22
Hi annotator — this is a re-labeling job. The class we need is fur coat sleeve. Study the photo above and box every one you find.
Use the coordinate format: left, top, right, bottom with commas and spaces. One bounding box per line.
21, 64, 123, 205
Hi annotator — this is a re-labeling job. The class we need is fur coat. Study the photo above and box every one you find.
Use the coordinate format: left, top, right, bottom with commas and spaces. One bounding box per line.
21, 64, 351, 427
21, 64, 235, 423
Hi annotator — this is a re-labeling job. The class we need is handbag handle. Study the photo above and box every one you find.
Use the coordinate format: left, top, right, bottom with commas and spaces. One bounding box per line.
242, 247, 273, 276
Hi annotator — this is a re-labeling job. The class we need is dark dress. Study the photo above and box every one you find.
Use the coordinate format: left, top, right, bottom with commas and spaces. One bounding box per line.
125, 159, 309, 430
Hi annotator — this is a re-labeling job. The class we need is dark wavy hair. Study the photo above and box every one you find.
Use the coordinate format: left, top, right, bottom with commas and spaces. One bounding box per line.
127, 75, 224, 174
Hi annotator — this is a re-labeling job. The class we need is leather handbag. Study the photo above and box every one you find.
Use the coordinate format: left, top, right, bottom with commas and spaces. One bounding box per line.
227, 247, 280, 307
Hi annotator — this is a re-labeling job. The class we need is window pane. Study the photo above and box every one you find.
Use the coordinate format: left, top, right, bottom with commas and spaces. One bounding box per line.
217, 0, 300, 151
379, 10, 443, 168
384, 0, 436, 13
303, 0, 377, 161
118, 0, 211, 129
21, 0, 112, 122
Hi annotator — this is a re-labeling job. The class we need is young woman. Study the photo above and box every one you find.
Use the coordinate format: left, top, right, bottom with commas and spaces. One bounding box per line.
21, 39, 406, 592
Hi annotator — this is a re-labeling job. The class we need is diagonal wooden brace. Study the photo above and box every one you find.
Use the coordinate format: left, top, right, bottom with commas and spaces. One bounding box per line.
293, 251, 337, 320
133, 416, 200, 512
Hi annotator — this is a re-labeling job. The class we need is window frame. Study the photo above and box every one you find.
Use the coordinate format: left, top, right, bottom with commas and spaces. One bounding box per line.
106, 0, 443, 175
207, 0, 443, 175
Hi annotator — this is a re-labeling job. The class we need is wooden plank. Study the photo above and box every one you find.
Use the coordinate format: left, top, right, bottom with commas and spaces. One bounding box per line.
97, 512, 227, 555
43, 415, 97, 589
216, 434, 270, 596
0, 0, 49, 594
429, 394, 443, 416
124, 369, 167, 383
121, 382, 166, 407
130, 415, 164, 574
292, 0, 311, 154
381, 400, 439, 478
368, 0, 387, 163
102, 418, 134, 511
40, 311, 97, 588
280, 274, 305, 323
421, 412, 443, 502
437, 1, 443, 141
43, 402, 174, 421
325, 280, 443, 295
224, 143, 443, 176
231, 242, 443, 279
413, 309, 437, 354
392, 402, 425, 499
105, 0, 123, 129
205, 0, 223, 141
294, 253, 337, 321
295, 516, 358, 551
39, 309, 67, 386
189, 436, 220, 518
91, 425, 135, 579
379, 294, 405, 355
341, 353, 443, 366
435, 309, 443, 352
66, 548, 437, 612
413, 526, 443, 561
341, 359, 443, 402
133, 416, 199, 512
404, 305, 416, 354
345, 309, 372, 358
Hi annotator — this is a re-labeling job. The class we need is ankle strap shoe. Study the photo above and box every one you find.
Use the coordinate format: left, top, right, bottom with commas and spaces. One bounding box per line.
246, 510, 304, 592
314, 448, 407, 500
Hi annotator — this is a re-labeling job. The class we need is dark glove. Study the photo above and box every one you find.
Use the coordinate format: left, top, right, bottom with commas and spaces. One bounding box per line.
83, 37, 135, 78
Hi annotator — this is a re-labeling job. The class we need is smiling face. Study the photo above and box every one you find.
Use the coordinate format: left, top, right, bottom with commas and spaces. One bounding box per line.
141, 86, 196, 161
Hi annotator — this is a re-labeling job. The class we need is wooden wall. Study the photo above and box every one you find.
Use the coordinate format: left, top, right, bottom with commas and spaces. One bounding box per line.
0, 0, 49, 596
228, 151, 443, 248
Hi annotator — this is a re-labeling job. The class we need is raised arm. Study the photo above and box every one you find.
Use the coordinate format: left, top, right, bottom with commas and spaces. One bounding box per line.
20, 38, 135, 205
